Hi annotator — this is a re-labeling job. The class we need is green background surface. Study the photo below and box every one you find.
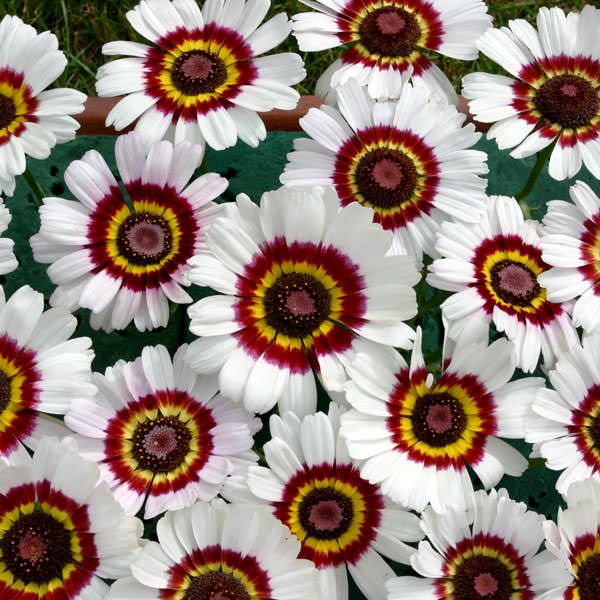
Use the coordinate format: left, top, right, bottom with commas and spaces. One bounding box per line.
6, 131, 599, 593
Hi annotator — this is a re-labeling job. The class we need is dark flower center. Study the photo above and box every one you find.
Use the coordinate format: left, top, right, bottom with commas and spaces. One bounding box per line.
0, 94, 16, 131
534, 74, 599, 129
490, 260, 540, 307
263, 273, 331, 338
452, 554, 513, 599
412, 392, 467, 447
1, 511, 73, 585
171, 50, 228, 95
354, 148, 418, 210
0, 370, 12, 414
117, 212, 173, 266
577, 552, 600, 599
358, 7, 421, 57
184, 571, 250, 600
131, 415, 191, 473
298, 487, 354, 539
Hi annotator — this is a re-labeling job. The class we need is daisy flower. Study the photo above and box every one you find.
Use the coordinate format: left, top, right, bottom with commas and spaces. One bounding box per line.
107, 499, 319, 600
0, 200, 17, 275
65, 344, 261, 519
542, 478, 600, 600
0, 284, 94, 466
427, 195, 578, 373
292, 0, 491, 103
387, 488, 570, 599
222, 405, 423, 600
341, 328, 539, 512
462, 5, 600, 181
185, 186, 419, 416
526, 334, 600, 496
539, 181, 600, 335
97, 0, 305, 150
281, 78, 488, 261
0, 436, 141, 599
0, 15, 86, 196
30, 130, 227, 332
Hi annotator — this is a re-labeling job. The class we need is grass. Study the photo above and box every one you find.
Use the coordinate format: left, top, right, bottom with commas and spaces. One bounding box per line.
0, 0, 591, 95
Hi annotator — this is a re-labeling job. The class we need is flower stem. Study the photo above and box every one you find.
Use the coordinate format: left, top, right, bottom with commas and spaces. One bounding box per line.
514, 141, 555, 216
23, 167, 45, 205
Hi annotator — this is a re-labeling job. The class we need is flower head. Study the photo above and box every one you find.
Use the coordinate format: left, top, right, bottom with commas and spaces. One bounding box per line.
65, 344, 261, 519
31, 131, 227, 332
463, 5, 600, 181
0, 16, 86, 196
185, 186, 419, 415
97, 0, 305, 150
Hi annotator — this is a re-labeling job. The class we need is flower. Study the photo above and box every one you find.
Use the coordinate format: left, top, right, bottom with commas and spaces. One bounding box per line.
292, 0, 491, 103
65, 344, 261, 519
341, 328, 538, 512
462, 5, 600, 181
427, 195, 578, 373
0, 200, 17, 275
0, 15, 86, 196
30, 130, 227, 332
386, 488, 570, 599
0, 436, 141, 599
526, 334, 600, 496
107, 499, 319, 600
97, 0, 305, 150
185, 186, 419, 416
539, 180, 600, 334
542, 478, 600, 600
0, 284, 94, 465
281, 78, 488, 261
222, 405, 423, 600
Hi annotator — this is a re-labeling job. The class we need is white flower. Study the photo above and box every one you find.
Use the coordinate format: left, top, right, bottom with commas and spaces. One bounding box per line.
0, 200, 17, 275
0, 15, 86, 196
97, 0, 305, 150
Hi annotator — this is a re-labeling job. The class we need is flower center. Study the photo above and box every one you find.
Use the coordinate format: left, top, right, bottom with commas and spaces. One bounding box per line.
184, 571, 250, 600
131, 415, 192, 473
358, 7, 421, 57
0, 370, 12, 414
577, 552, 600, 599
171, 50, 228, 95
0, 94, 16, 130
263, 273, 331, 338
452, 554, 513, 599
1, 511, 73, 584
354, 148, 418, 209
490, 260, 540, 307
298, 487, 354, 540
117, 212, 173, 266
534, 74, 599, 130
412, 392, 467, 447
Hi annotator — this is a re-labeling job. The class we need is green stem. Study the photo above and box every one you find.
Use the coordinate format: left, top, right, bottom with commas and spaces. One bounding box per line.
514, 141, 555, 215
23, 167, 45, 205
528, 457, 546, 469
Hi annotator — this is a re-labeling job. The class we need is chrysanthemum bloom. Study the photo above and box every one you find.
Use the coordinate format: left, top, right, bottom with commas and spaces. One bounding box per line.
541, 478, 600, 599
0, 436, 142, 599
30, 131, 227, 332
292, 0, 491, 103
185, 186, 419, 416
427, 195, 578, 373
0, 200, 17, 275
65, 344, 260, 519
386, 488, 570, 599
341, 328, 538, 512
107, 499, 319, 600
0, 284, 94, 466
539, 181, 600, 335
526, 335, 600, 496
97, 0, 305, 150
463, 5, 600, 181
281, 79, 488, 261
222, 406, 423, 600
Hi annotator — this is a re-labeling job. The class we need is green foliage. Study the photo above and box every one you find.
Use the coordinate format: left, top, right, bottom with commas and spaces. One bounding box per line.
0, 0, 591, 94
